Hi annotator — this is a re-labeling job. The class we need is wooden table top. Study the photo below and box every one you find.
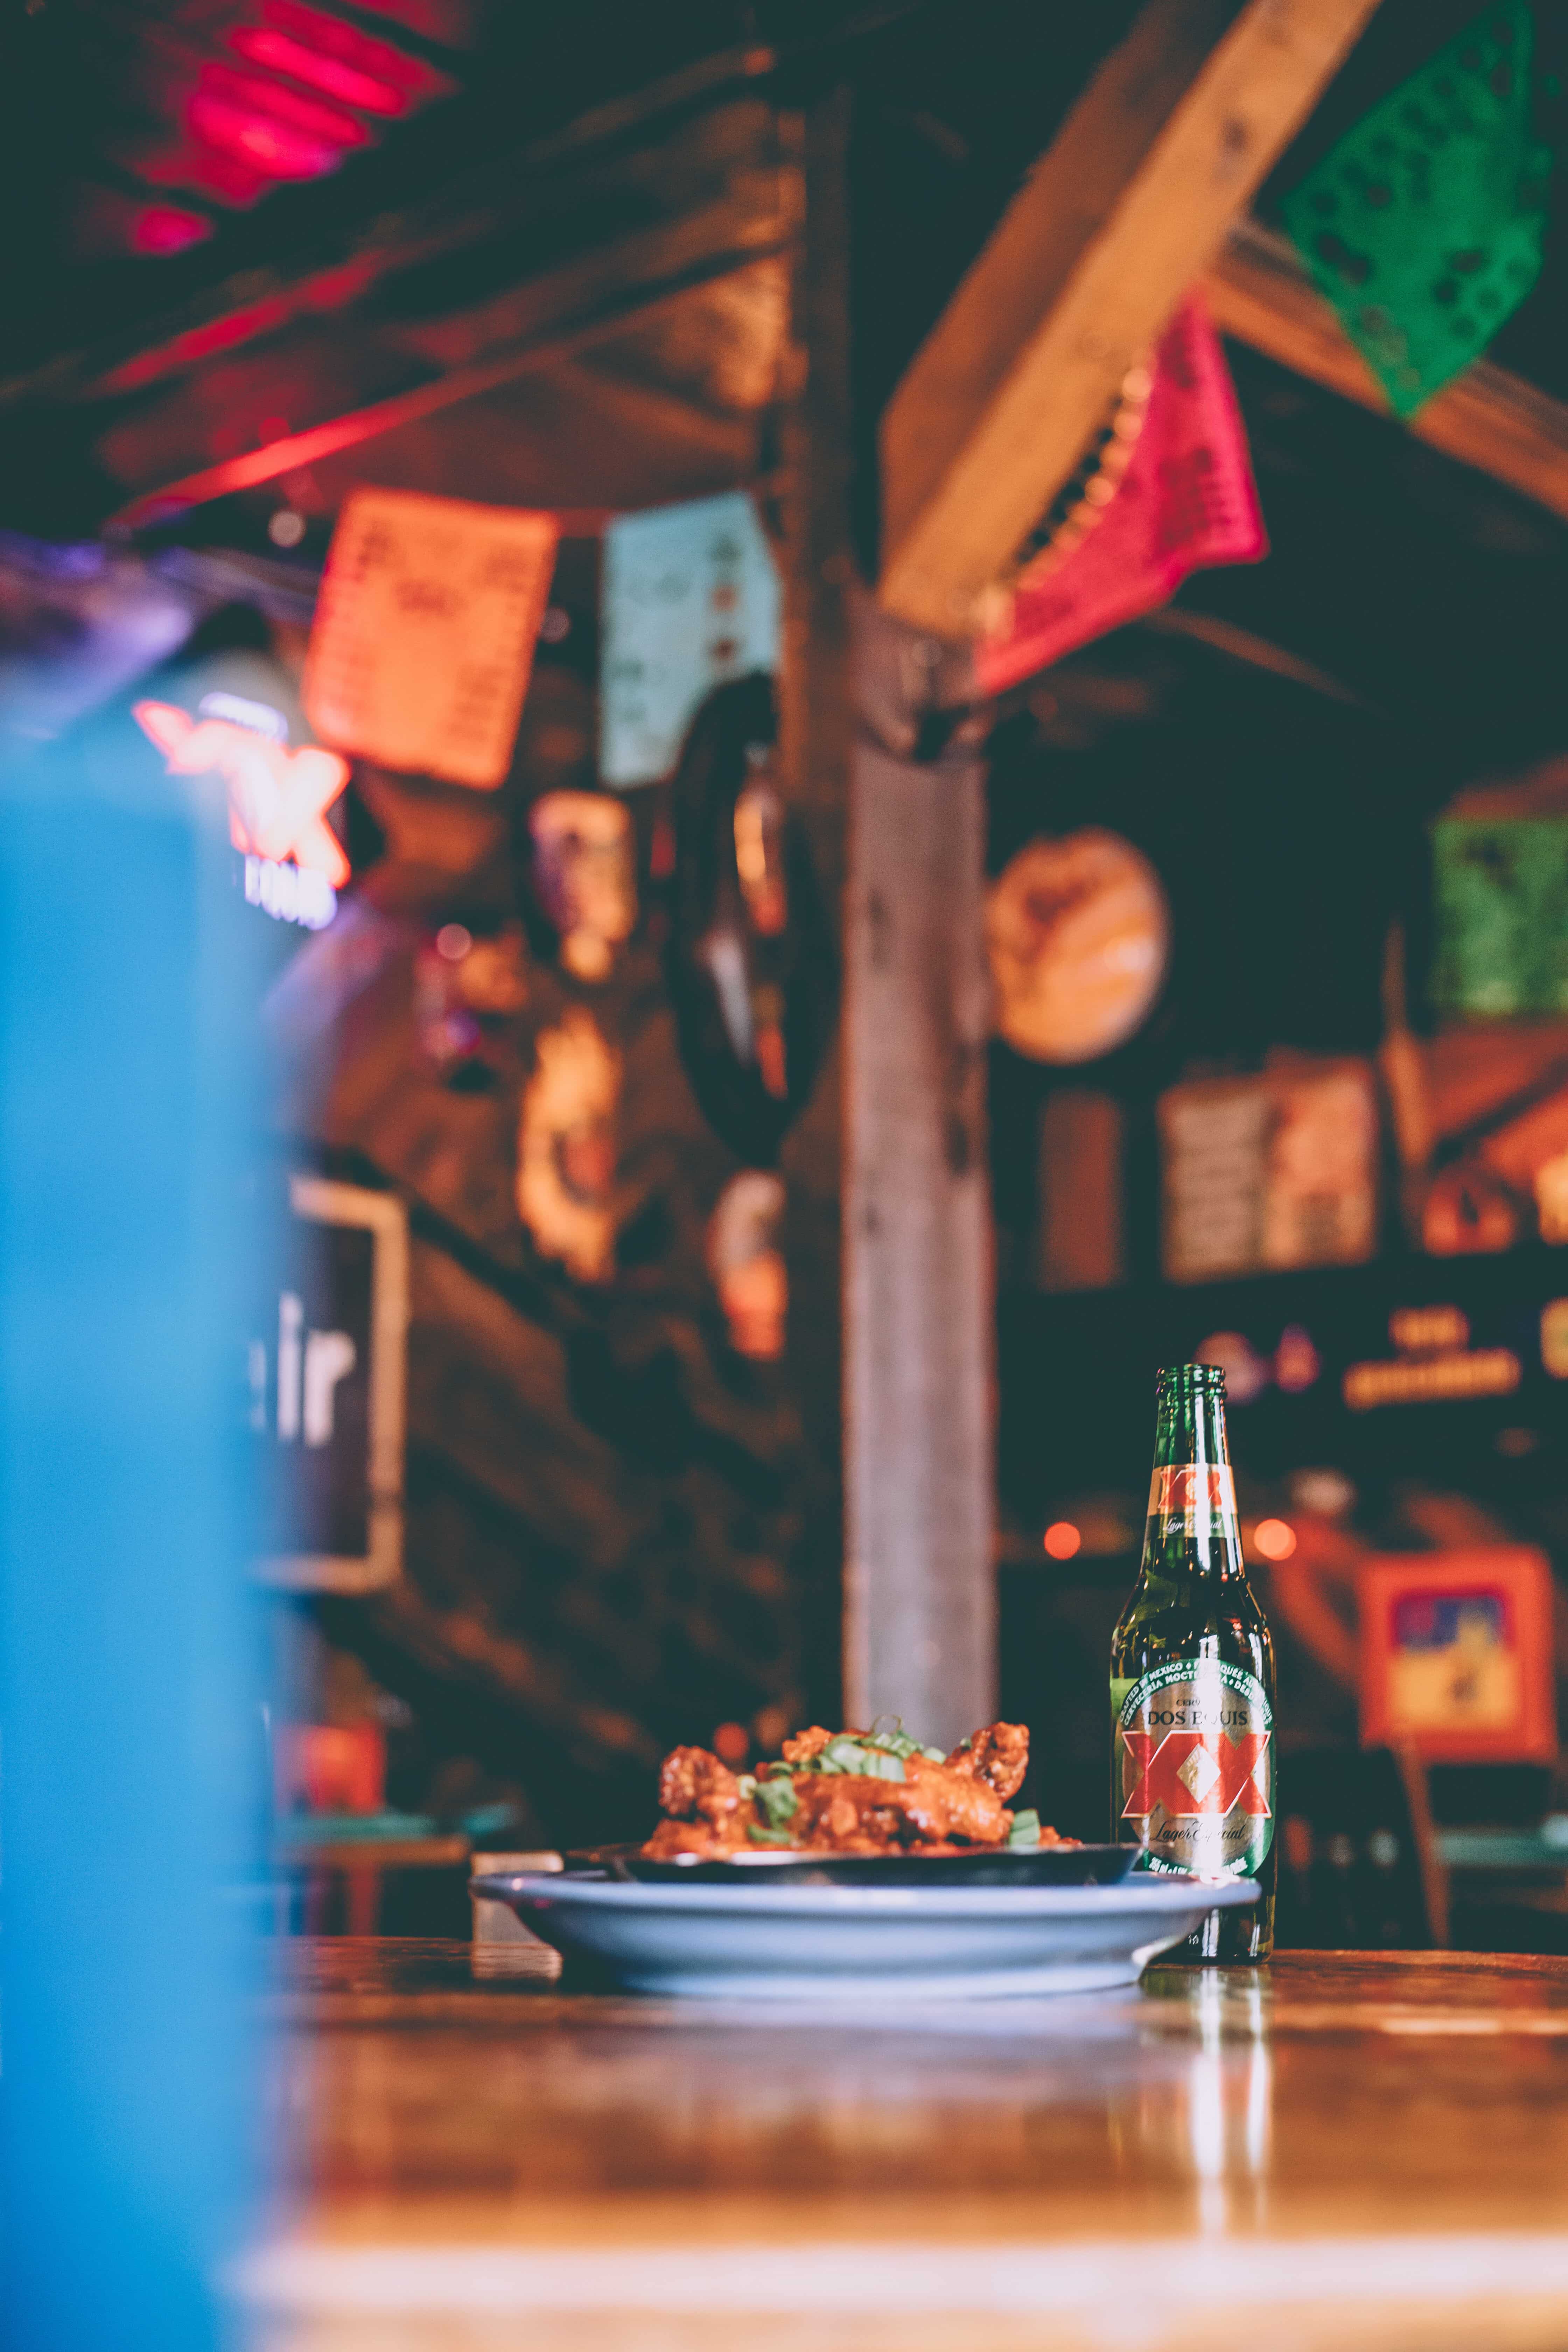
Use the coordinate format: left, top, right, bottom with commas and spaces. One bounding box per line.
245, 1937, 1568, 2352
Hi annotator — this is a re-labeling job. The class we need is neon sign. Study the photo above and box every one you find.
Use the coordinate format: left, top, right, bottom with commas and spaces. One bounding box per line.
133, 696, 350, 929
243, 853, 337, 931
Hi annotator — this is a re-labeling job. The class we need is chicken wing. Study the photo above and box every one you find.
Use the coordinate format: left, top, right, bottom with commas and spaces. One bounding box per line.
780, 1725, 835, 1764
657, 1745, 744, 1827
642, 1720, 1058, 1858
945, 1721, 1029, 1803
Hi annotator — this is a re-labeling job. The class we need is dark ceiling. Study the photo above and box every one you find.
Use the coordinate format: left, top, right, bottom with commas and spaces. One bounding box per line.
1, 1, 953, 374
2, 0, 1566, 553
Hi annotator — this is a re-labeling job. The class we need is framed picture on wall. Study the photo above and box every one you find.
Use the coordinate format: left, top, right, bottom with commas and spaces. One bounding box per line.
253, 1177, 408, 1593
1357, 1548, 1557, 1765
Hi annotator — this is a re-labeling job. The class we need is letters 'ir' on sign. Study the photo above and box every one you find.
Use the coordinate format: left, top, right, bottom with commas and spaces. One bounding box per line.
254, 1178, 408, 1594
304, 488, 559, 790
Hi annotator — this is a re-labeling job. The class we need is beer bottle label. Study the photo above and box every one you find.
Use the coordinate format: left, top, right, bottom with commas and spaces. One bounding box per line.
1146, 1463, 1236, 1538
1115, 1657, 1273, 1877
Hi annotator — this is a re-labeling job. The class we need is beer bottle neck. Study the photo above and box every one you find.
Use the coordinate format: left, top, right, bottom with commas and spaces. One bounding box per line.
1143, 1372, 1242, 1580
1151, 1386, 1229, 1473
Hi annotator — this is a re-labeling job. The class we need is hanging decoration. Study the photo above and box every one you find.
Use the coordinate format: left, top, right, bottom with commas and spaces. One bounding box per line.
985, 830, 1169, 1065
665, 675, 836, 1166
304, 488, 558, 788
1422, 1163, 1520, 1255
600, 491, 781, 788
976, 297, 1267, 695
527, 791, 638, 981
515, 1008, 621, 1284
1281, 2, 1552, 419
1433, 797, 1568, 1020
707, 1171, 788, 1362
414, 921, 529, 1082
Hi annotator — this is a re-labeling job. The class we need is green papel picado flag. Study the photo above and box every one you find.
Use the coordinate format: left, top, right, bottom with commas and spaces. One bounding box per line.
1281, 1, 1553, 418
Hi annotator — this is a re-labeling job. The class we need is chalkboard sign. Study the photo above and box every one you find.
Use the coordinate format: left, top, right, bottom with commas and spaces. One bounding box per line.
253, 1177, 408, 1591
1158, 1062, 1379, 1286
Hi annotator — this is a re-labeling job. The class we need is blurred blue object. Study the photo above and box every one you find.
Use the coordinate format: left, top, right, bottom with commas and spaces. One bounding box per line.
0, 715, 268, 2344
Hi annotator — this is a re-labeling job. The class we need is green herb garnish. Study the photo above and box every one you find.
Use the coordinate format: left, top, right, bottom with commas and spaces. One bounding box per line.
865, 1717, 922, 1760
754, 1774, 799, 1827
746, 1821, 797, 1845
812, 1735, 906, 1781
1007, 1808, 1042, 1850
765, 1721, 937, 1785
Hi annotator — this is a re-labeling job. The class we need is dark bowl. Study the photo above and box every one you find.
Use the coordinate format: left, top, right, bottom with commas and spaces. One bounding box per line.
564, 1842, 1142, 1889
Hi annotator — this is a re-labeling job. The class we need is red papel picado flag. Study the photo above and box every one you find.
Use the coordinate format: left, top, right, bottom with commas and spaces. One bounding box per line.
1121, 1728, 1271, 1819
976, 295, 1266, 695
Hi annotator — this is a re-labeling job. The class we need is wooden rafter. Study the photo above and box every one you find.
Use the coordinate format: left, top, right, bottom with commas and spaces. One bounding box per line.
879, 0, 1386, 637
1207, 218, 1568, 526
105, 240, 791, 534
0, 47, 783, 411
550, 358, 758, 468
18, 88, 793, 536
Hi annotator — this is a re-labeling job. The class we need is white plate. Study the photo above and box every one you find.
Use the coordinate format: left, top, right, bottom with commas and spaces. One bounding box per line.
470, 1869, 1259, 2000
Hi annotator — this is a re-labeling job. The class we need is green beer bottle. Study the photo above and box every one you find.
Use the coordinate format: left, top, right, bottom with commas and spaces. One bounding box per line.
1111, 1363, 1276, 1961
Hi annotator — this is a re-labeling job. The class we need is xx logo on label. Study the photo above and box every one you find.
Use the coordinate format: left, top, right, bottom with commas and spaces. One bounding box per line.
1121, 1728, 1270, 1819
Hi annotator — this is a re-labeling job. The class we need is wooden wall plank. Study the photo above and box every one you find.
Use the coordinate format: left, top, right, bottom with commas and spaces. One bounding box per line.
1208, 219, 1568, 526
880, 0, 1385, 636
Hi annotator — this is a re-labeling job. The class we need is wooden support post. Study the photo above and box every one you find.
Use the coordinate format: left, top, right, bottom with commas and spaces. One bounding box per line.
880, 0, 1385, 636
844, 612, 995, 1748
778, 93, 997, 1744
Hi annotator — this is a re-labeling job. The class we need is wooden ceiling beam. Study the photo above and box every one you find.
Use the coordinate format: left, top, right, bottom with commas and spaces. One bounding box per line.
104, 240, 790, 535
0, 51, 783, 411
549, 356, 760, 466
1207, 217, 1568, 526
878, 0, 1385, 637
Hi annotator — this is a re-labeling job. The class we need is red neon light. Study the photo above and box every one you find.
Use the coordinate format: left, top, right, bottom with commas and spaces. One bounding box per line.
340, 0, 480, 49
100, 300, 293, 394
302, 257, 382, 313
188, 90, 344, 180
135, 134, 275, 211
187, 63, 370, 183
231, 26, 406, 116
266, 0, 450, 89
129, 204, 214, 257
207, 61, 371, 149
132, 702, 351, 886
